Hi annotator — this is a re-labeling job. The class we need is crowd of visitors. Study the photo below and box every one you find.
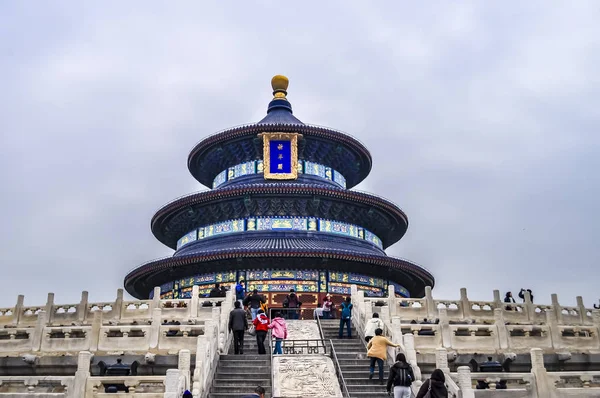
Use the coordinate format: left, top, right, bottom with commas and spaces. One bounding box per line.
504, 288, 534, 310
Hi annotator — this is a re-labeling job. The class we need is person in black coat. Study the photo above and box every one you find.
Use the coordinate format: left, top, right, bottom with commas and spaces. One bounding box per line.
504, 292, 516, 311
416, 369, 448, 398
240, 386, 265, 398
387, 353, 415, 397
519, 289, 534, 303
228, 301, 248, 354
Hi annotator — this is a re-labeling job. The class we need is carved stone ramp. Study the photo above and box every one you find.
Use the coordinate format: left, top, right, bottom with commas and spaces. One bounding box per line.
321, 319, 391, 398
272, 356, 342, 397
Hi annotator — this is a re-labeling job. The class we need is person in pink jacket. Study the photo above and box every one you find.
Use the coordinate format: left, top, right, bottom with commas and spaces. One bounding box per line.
268, 312, 288, 355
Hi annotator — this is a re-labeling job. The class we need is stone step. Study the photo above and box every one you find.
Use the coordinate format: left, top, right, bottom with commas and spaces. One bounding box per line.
341, 364, 391, 371
348, 393, 390, 398
209, 395, 271, 398
220, 354, 270, 361
215, 370, 271, 378
211, 385, 272, 394
344, 375, 390, 384
337, 359, 378, 366
218, 360, 271, 368
346, 384, 389, 392
213, 378, 270, 385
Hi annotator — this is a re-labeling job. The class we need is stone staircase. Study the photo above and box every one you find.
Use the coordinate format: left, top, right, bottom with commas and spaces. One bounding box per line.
208, 332, 272, 398
320, 319, 391, 398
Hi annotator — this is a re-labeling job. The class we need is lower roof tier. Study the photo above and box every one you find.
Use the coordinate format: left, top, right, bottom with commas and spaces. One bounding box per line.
151, 183, 409, 250
123, 240, 434, 299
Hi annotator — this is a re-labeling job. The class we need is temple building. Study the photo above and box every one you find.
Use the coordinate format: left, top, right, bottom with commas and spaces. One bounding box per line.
124, 75, 434, 304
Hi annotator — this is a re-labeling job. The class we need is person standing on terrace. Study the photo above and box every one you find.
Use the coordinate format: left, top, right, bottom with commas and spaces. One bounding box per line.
504, 292, 516, 311
339, 296, 353, 338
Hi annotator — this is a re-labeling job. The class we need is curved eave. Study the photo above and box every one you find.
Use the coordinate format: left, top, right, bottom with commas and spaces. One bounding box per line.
187, 123, 373, 189
124, 250, 434, 299
150, 183, 409, 250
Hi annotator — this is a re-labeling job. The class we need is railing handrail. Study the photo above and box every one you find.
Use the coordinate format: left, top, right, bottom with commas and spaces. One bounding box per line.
329, 339, 350, 398
315, 312, 327, 354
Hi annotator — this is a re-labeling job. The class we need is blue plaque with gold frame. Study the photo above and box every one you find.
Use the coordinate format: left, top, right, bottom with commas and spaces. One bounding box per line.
259, 132, 302, 180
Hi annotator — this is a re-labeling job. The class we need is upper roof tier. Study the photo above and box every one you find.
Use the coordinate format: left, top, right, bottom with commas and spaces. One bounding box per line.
188, 76, 373, 189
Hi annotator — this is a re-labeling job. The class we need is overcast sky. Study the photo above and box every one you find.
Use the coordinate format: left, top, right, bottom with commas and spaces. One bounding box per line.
1, 2, 599, 308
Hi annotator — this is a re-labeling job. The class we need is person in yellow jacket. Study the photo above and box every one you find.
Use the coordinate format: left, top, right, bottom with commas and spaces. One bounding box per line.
367, 328, 401, 383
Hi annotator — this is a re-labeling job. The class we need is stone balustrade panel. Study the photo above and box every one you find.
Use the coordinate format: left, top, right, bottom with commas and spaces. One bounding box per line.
469, 301, 498, 321
97, 326, 151, 352
41, 326, 93, 352
506, 325, 553, 352
556, 326, 600, 351
19, 307, 44, 327
0, 375, 73, 395
397, 299, 428, 321
86, 375, 166, 397
51, 304, 80, 326
435, 300, 463, 319
0, 328, 33, 352
400, 325, 442, 350
449, 325, 498, 352
120, 301, 152, 321
158, 325, 205, 353
86, 303, 118, 323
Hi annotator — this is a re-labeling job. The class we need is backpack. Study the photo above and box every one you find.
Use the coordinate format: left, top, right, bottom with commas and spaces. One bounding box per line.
394, 365, 412, 387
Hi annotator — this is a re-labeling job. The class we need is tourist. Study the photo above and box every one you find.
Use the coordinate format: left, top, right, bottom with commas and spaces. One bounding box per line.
519, 288, 534, 303
367, 328, 400, 383
235, 281, 245, 306
364, 313, 384, 342
386, 353, 415, 398
240, 385, 266, 398
182, 390, 192, 398
322, 294, 333, 319
283, 289, 301, 319
253, 309, 270, 355
594, 301, 600, 310
268, 312, 288, 355
244, 289, 266, 321
219, 284, 227, 297
228, 301, 248, 355
504, 292, 515, 311
209, 283, 222, 298
338, 296, 353, 338
415, 369, 448, 398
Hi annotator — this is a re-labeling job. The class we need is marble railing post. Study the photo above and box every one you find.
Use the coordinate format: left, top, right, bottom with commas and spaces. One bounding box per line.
113, 289, 124, 321
149, 307, 162, 349
388, 285, 397, 318
460, 288, 471, 319
425, 286, 436, 320
403, 333, 422, 383
493, 290, 502, 309
457, 366, 475, 398
190, 286, 200, 319
524, 290, 534, 322
551, 294, 563, 325
576, 296, 586, 324
178, 349, 191, 391
45, 293, 55, 324
435, 347, 450, 373
12, 294, 24, 325
73, 351, 92, 398
78, 291, 89, 324
592, 310, 600, 341
152, 286, 161, 310
530, 348, 556, 398
31, 310, 47, 352
437, 308, 451, 348
164, 369, 185, 398
192, 335, 208, 397
89, 311, 102, 352
545, 309, 561, 350
494, 308, 509, 350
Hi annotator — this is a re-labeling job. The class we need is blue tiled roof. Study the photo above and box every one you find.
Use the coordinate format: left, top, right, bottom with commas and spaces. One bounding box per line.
175, 235, 385, 257
257, 98, 303, 125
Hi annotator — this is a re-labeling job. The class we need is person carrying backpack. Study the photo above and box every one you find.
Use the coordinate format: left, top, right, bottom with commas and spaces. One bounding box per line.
338, 296, 353, 338
415, 369, 448, 398
235, 281, 245, 305
386, 353, 414, 398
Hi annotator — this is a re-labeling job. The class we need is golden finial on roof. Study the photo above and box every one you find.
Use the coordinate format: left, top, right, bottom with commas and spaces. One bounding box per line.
271, 75, 289, 100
